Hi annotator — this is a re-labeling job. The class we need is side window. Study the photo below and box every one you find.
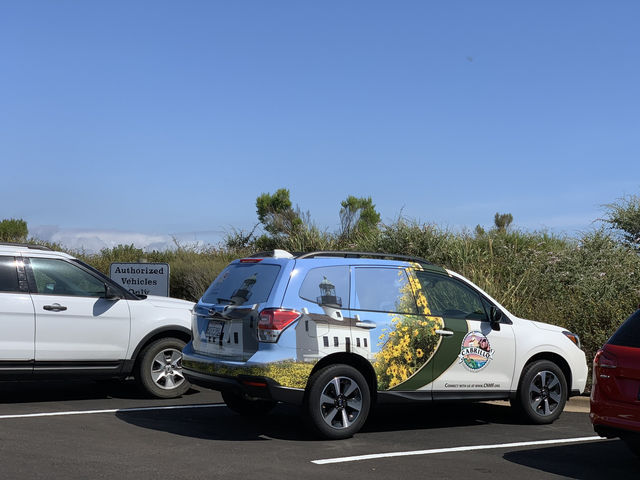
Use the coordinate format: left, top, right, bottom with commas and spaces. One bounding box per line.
28, 258, 106, 297
353, 267, 417, 314
415, 271, 488, 321
299, 266, 350, 308
0, 256, 20, 293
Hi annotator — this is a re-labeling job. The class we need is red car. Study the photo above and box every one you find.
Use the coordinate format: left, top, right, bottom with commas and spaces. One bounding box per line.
590, 308, 640, 457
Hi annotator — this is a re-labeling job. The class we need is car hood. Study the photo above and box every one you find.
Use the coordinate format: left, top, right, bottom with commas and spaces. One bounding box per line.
141, 295, 194, 310
525, 318, 566, 333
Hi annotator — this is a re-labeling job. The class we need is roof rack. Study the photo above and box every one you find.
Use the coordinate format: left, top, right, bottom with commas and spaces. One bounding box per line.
0, 242, 52, 251
248, 249, 294, 259
295, 251, 433, 267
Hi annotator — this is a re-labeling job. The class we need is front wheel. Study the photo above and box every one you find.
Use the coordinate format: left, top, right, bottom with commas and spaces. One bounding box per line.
136, 337, 190, 399
513, 360, 567, 424
305, 364, 371, 440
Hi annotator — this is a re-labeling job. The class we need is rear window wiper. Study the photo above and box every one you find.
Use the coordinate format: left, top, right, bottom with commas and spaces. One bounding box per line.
217, 297, 237, 305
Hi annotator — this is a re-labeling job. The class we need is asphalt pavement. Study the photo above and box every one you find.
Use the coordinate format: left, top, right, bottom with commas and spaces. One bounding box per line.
0, 380, 636, 480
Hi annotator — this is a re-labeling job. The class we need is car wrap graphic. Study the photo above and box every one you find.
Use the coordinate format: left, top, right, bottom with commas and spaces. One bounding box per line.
188, 265, 474, 392
459, 331, 494, 371
377, 270, 469, 391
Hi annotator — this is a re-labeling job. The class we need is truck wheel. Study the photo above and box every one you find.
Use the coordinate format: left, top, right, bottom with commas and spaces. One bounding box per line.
136, 337, 190, 399
222, 390, 277, 416
305, 364, 371, 440
514, 360, 567, 424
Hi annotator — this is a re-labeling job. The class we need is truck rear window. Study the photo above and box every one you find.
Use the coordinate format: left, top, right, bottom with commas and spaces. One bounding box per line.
201, 263, 281, 306
608, 310, 640, 348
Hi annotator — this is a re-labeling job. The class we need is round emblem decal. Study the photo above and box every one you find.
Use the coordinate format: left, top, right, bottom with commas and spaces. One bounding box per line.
459, 331, 494, 371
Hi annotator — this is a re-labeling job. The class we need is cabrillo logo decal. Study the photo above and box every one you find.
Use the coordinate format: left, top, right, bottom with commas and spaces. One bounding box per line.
459, 331, 494, 371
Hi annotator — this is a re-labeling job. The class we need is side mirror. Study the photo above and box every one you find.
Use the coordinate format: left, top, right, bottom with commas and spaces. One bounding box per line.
490, 306, 503, 330
103, 284, 121, 300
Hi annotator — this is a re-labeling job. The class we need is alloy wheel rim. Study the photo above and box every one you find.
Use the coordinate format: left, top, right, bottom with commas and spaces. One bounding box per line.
319, 376, 363, 429
151, 348, 185, 390
528, 370, 562, 416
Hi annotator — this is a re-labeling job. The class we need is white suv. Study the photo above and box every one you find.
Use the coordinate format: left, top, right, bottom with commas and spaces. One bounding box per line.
0, 243, 194, 398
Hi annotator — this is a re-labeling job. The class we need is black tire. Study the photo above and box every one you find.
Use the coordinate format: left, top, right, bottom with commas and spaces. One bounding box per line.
221, 390, 277, 416
136, 337, 190, 399
513, 360, 567, 424
305, 364, 371, 440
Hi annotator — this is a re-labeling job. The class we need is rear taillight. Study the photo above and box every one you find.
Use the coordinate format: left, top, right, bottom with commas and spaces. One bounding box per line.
594, 348, 617, 379
257, 308, 300, 343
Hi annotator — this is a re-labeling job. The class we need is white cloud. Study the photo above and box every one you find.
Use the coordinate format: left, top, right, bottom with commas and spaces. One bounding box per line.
30, 226, 225, 253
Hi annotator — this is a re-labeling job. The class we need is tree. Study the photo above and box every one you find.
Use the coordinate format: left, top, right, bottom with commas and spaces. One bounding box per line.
339, 196, 381, 237
494, 212, 513, 232
256, 188, 302, 236
603, 194, 640, 248
0, 218, 28, 242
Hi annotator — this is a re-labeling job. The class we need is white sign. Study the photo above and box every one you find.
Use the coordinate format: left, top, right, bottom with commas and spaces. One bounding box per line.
109, 262, 170, 297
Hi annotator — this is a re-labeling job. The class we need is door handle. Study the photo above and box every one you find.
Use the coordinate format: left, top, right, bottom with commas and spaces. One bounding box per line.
353, 314, 377, 329
435, 329, 454, 337
43, 303, 67, 312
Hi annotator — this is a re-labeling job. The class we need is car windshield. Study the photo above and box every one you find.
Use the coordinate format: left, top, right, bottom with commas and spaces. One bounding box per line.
608, 309, 640, 348
201, 263, 281, 306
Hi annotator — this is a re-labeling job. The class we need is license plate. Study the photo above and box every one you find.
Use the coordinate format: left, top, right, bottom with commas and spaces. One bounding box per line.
206, 320, 224, 342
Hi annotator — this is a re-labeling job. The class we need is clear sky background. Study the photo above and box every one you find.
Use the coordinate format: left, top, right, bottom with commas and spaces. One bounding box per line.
2, 1, 639, 252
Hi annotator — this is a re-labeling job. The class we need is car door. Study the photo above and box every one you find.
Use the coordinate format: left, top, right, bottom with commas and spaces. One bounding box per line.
25, 256, 131, 368
0, 255, 35, 372
412, 269, 515, 399
350, 266, 438, 394
294, 265, 352, 362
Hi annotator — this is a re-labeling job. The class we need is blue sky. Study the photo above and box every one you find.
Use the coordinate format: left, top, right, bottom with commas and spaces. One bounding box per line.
2, 1, 639, 252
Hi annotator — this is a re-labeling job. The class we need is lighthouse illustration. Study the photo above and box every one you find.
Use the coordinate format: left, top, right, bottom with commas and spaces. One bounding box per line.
231, 273, 256, 304
317, 276, 344, 320
295, 275, 375, 361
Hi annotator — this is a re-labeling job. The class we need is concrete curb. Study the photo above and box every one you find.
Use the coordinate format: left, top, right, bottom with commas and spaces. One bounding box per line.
484, 395, 590, 413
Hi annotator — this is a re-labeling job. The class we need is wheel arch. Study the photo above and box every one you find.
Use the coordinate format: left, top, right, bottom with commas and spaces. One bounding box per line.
127, 326, 192, 372
304, 352, 378, 404
514, 352, 572, 399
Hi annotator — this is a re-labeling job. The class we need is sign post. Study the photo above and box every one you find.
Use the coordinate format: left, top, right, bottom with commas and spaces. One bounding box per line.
109, 262, 170, 297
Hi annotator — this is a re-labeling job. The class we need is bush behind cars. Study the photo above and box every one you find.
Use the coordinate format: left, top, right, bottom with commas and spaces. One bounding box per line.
34, 221, 639, 381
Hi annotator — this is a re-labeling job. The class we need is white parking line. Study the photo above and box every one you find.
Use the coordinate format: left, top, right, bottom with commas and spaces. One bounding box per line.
311, 436, 605, 465
0, 403, 225, 420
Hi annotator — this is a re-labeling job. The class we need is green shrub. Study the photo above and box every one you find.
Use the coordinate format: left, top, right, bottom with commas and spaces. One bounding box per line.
28, 217, 640, 382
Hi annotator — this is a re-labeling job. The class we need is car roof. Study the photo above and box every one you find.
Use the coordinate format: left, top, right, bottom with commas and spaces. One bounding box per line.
0, 242, 74, 259
239, 250, 447, 274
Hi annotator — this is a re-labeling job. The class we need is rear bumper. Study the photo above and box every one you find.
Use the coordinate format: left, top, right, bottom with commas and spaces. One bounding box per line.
590, 396, 640, 437
182, 343, 305, 404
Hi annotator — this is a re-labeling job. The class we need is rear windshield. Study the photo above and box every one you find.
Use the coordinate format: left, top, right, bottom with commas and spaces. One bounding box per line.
608, 310, 640, 348
201, 263, 281, 306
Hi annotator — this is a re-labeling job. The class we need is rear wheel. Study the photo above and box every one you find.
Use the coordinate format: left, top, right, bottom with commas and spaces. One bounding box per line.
221, 390, 277, 416
305, 364, 371, 440
136, 337, 190, 399
513, 360, 567, 424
